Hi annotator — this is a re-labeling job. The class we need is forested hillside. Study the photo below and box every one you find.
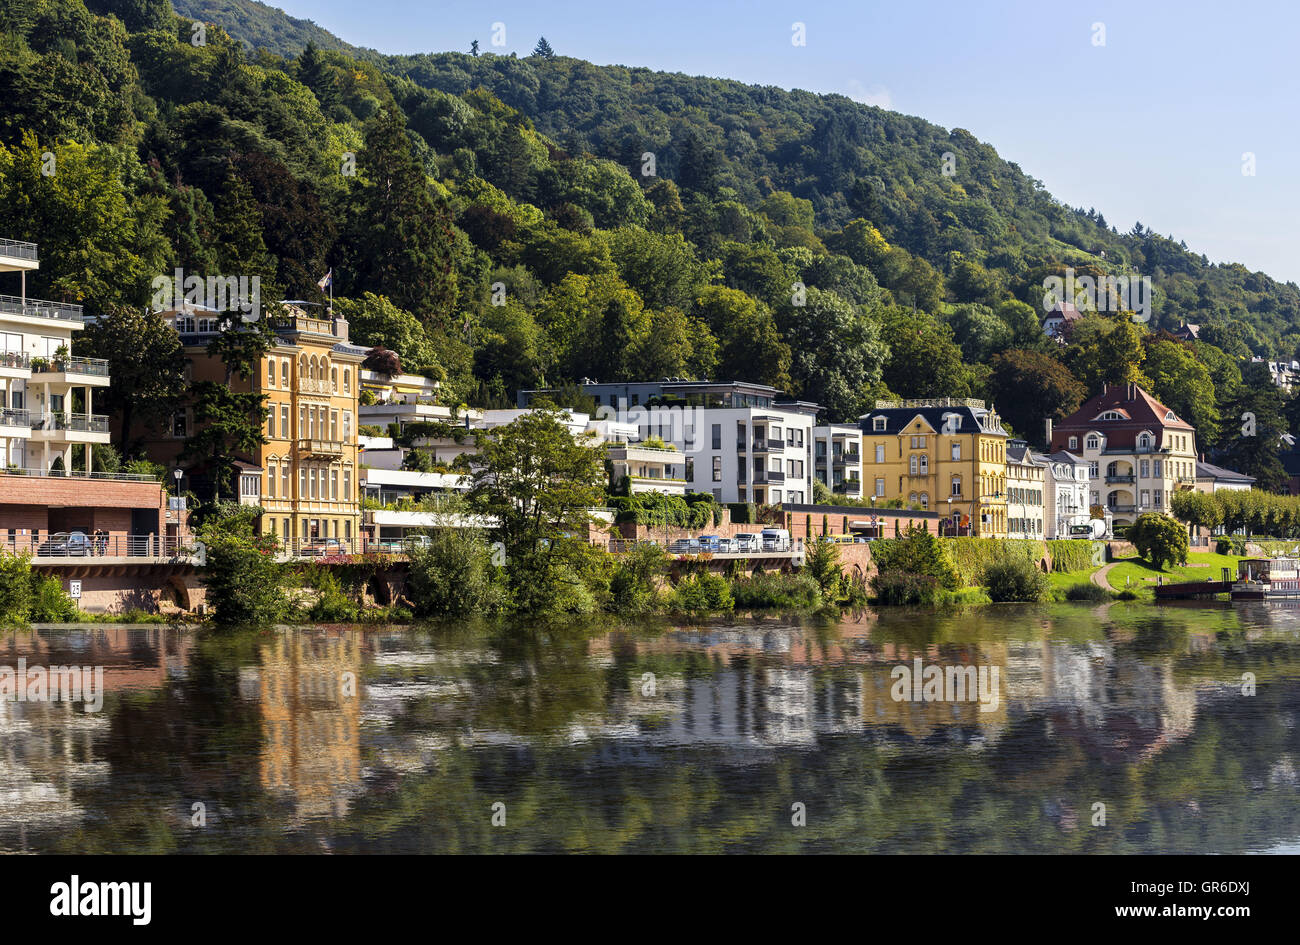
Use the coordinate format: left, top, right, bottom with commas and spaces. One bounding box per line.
1, 0, 1297, 487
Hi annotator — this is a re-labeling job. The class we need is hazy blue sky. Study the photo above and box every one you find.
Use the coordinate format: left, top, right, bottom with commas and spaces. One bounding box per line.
272, 0, 1300, 283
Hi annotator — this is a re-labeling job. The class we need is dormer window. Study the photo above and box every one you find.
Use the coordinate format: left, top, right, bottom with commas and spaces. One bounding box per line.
1095, 410, 1125, 421
1085, 435, 1100, 450
1164, 410, 1178, 422
872, 417, 886, 432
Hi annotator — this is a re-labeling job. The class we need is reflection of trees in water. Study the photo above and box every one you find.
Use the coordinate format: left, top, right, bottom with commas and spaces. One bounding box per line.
2, 606, 1299, 854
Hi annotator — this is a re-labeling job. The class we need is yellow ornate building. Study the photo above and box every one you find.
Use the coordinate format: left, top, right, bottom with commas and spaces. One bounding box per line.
858, 399, 1010, 537
143, 303, 366, 547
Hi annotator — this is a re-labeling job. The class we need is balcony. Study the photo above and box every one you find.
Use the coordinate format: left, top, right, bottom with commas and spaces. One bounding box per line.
1107, 504, 1136, 514
1105, 474, 1135, 484
297, 437, 345, 457
752, 438, 785, 453
754, 470, 786, 483
0, 351, 30, 373
0, 294, 83, 324
30, 412, 110, 436
0, 407, 32, 431
834, 452, 861, 466
839, 479, 863, 494
0, 238, 38, 266
30, 355, 111, 385
298, 376, 336, 395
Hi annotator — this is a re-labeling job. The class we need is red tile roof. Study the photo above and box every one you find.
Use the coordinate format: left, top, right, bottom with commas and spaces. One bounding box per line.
1050, 382, 1195, 452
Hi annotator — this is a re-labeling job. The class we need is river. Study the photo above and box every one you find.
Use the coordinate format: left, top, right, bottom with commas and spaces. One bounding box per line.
2, 601, 1299, 853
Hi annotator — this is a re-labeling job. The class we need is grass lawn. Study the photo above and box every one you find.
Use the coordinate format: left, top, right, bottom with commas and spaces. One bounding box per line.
1046, 570, 1097, 592
1102, 552, 1242, 592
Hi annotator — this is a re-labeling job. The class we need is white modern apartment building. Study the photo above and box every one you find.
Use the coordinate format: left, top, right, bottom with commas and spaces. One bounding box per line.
520, 380, 820, 504
812, 424, 863, 497
1005, 441, 1045, 538
0, 238, 111, 472
1032, 449, 1094, 538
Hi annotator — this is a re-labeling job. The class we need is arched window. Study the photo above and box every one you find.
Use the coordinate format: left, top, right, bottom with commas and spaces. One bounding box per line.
281, 360, 289, 386
266, 359, 274, 387
919, 454, 928, 473
908, 492, 917, 505
331, 367, 338, 393
343, 369, 350, 393
920, 492, 929, 509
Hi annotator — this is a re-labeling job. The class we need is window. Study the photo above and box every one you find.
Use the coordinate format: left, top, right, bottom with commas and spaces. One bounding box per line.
875, 444, 885, 463
712, 456, 722, 482
872, 417, 886, 432
712, 424, 721, 450
330, 410, 339, 442
267, 461, 277, 499
343, 369, 350, 393
875, 478, 885, 497
299, 467, 307, 499
267, 405, 275, 438
1088, 461, 1098, 478
330, 468, 338, 500
343, 412, 352, 442
343, 469, 351, 500
1068, 436, 1078, 450
1086, 435, 1100, 450
1140, 460, 1149, 478
771, 426, 783, 442
331, 367, 338, 393
951, 442, 961, 461
281, 406, 289, 439
172, 411, 187, 438
281, 360, 289, 386
951, 476, 962, 497
267, 360, 275, 387
919, 455, 928, 473
240, 474, 260, 498
909, 492, 917, 505
1154, 489, 1163, 508
909, 455, 918, 475
1153, 459, 1162, 477
919, 493, 929, 509
282, 463, 291, 499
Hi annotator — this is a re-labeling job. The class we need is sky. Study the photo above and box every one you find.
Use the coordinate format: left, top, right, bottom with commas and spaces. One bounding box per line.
271, 0, 1300, 284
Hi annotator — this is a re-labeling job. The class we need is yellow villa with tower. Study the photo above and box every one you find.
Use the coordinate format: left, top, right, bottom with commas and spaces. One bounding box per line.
858, 398, 1010, 537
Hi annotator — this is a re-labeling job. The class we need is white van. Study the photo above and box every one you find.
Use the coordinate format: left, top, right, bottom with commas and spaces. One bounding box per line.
761, 528, 791, 552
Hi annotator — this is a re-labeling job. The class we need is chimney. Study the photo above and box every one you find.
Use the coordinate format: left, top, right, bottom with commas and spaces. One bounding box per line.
1044, 418, 1053, 446
333, 314, 349, 343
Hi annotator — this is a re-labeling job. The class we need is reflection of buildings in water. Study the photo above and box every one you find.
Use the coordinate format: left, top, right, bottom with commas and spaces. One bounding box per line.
254, 631, 364, 822
0, 627, 186, 851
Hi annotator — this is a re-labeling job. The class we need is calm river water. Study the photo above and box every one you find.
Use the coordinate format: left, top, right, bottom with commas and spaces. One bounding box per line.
3, 602, 1300, 854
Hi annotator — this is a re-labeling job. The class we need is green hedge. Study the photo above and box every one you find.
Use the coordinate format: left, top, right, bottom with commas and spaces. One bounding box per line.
1047, 539, 1095, 573
609, 492, 718, 528
943, 537, 1046, 586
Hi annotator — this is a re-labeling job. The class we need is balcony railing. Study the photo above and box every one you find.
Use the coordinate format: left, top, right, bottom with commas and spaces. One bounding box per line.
297, 437, 345, 457
31, 355, 111, 377
754, 470, 786, 483
752, 439, 785, 452
0, 466, 159, 482
32, 412, 110, 433
298, 377, 336, 395
0, 351, 30, 370
0, 408, 31, 428
0, 294, 83, 323
3, 534, 192, 560
1105, 474, 1135, 484
0, 238, 38, 262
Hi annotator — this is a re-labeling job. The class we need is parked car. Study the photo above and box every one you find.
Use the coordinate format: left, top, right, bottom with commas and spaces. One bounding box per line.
761, 528, 791, 552
697, 534, 722, 552
300, 538, 348, 557
734, 533, 760, 553
716, 537, 737, 553
669, 538, 700, 554
402, 534, 433, 551
38, 531, 91, 556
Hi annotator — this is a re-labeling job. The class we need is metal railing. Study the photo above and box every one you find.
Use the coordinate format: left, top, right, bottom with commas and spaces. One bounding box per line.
0, 466, 159, 482
31, 356, 110, 377
5, 534, 190, 559
0, 238, 38, 261
1105, 474, 1135, 484
0, 408, 30, 427
0, 294, 83, 323
752, 439, 784, 452
34, 412, 110, 433
0, 351, 29, 370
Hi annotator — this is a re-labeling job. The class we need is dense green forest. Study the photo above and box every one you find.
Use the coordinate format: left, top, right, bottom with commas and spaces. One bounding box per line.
2, 0, 1299, 487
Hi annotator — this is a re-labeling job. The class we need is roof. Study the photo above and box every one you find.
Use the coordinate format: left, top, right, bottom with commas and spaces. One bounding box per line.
1051, 382, 1195, 452
1195, 461, 1255, 484
1006, 442, 1041, 466
1041, 301, 1082, 323
859, 402, 1008, 438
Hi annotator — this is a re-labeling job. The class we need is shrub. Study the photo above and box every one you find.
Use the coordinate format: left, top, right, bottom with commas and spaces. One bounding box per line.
671, 572, 734, 613
608, 542, 668, 613
870, 570, 941, 605
0, 551, 33, 625
730, 572, 821, 609
28, 574, 78, 621
980, 553, 1049, 602
407, 529, 505, 617
871, 525, 960, 588
1065, 582, 1112, 602
1128, 512, 1189, 569
306, 567, 360, 622
199, 523, 288, 626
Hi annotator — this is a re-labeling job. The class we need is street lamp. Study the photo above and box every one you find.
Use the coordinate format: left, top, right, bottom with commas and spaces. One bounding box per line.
172, 467, 182, 494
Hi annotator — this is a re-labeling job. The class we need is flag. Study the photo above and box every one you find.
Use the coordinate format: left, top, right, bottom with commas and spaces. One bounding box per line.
317, 269, 332, 291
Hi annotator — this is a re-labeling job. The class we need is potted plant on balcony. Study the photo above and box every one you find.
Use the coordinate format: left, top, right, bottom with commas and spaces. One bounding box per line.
53, 344, 69, 372
30, 356, 49, 372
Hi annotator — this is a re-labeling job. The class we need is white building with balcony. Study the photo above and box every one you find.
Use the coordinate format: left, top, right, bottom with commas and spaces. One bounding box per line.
812, 424, 863, 498
1032, 449, 1095, 538
518, 380, 820, 505
0, 238, 111, 473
